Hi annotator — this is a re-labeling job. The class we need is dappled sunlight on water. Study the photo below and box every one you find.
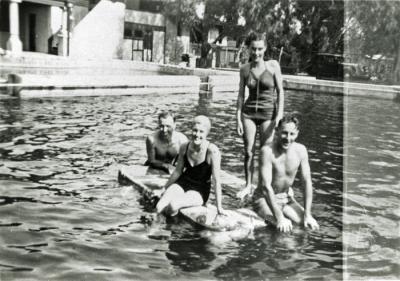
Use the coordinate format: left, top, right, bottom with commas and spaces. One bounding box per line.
0, 90, 347, 280
344, 96, 400, 280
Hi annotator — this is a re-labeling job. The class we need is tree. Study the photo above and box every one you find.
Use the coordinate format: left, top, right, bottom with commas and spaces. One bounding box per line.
162, 0, 348, 74
238, 0, 345, 73
346, 0, 400, 84
162, 0, 244, 62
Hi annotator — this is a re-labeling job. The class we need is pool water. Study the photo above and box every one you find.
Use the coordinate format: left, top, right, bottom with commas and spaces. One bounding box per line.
0, 90, 396, 280
344, 96, 400, 280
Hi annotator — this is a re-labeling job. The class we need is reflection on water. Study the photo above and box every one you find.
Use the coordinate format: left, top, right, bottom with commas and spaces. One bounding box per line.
0, 90, 351, 280
344, 96, 400, 280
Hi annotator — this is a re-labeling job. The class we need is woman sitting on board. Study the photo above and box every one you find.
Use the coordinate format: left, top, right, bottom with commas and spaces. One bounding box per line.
155, 115, 225, 216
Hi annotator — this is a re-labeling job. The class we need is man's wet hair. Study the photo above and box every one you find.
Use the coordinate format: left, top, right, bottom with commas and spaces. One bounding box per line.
158, 111, 175, 122
277, 114, 300, 130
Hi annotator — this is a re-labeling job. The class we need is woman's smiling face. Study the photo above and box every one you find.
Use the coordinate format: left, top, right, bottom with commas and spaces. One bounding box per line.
191, 123, 208, 145
249, 39, 266, 63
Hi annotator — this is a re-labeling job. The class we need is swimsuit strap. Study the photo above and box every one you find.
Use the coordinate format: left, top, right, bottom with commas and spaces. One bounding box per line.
183, 142, 190, 166
205, 142, 211, 164
185, 141, 210, 166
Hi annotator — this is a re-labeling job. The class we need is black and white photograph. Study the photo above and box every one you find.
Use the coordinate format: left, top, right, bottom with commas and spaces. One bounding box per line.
0, 0, 399, 280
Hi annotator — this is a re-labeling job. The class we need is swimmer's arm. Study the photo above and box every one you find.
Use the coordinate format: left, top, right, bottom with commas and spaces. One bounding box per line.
146, 136, 171, 172
299, 147, 313, 216
300, 147, 319, 230
236, 66, 246, 119
163, 144, 185, 188
210, 145, 224, 214
272, 60, 284, 122
259, 147, 285, 222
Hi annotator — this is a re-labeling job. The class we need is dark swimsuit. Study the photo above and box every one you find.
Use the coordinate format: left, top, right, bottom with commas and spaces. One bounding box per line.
176, 143, 212, 203
242, 62, 277, 124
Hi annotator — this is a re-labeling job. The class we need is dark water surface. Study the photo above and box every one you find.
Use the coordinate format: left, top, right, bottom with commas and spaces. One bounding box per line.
344, 96, 400, 280
0, 90, 391, 280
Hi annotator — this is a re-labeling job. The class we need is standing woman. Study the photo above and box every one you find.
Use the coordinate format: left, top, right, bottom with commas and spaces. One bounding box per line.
236, 31, 285, 200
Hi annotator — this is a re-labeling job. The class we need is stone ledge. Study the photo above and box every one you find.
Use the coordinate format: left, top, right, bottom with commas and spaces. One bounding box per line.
5, 74, 201, 98
17, 87, 199, 98
207, 74, 399, 100
11, 74, 200, 87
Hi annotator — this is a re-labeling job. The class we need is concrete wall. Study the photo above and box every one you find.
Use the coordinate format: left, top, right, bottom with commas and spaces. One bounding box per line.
49, 6, 62, 34
153, 30, 164, 63
13, 74, 201, 98
178, 26, 190, 54
124, 9, 164, 26
122, 39, 133, 60
69, 0, 125, 59
71, 5, 89, 31
164, 18, 178, 64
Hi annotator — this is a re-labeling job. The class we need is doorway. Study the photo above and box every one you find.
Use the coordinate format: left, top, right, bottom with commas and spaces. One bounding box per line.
28, 13, 36, 51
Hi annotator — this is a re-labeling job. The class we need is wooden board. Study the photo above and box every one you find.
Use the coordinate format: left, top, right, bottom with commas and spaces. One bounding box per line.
118, 165, 269, 231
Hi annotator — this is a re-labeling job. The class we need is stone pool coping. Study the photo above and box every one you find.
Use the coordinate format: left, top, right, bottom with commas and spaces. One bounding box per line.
0, 56, 399, 100
209, 74, 400, 100
3, 74, 201, 98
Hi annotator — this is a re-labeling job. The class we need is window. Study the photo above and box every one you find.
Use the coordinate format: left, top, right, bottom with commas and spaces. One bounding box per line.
139, 0, 163, 13
124, 22, 165, 62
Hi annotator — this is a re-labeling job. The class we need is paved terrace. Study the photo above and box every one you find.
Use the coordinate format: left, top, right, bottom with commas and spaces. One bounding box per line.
0, 53, 399, 100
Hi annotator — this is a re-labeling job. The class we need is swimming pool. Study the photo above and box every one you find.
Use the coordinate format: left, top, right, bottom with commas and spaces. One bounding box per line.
0, 90, 397, 280
344, 96, 400, 280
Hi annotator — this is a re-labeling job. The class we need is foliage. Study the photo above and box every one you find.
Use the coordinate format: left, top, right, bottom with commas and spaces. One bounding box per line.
162, 0, 243, 42
238, 0, 345, 72
346, 0, 400, 83
347, 0, 399, 57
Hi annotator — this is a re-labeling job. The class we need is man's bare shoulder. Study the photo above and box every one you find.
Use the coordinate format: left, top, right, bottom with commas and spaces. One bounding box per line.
146, 132, 158, 143
261, 145, 274, 158
174, 131, 188, 142
292, 142, 308, 158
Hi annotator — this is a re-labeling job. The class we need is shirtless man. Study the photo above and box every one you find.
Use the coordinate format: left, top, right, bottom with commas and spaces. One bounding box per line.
146, 112, 188, 174
251, 114, 319, 232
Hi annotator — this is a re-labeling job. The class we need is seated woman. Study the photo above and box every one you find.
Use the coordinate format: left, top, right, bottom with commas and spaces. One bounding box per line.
155, 115, 225, 216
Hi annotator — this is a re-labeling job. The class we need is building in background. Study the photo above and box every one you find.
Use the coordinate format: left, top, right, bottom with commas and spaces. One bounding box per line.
0, 0, 81, 56
0, 0, 237, 68
0, 0, 182, 63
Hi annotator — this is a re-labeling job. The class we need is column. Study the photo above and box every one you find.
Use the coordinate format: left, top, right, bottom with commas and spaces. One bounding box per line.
66, 1, 73, 56
60, 5, 68, 56
6, 0, 22, 54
